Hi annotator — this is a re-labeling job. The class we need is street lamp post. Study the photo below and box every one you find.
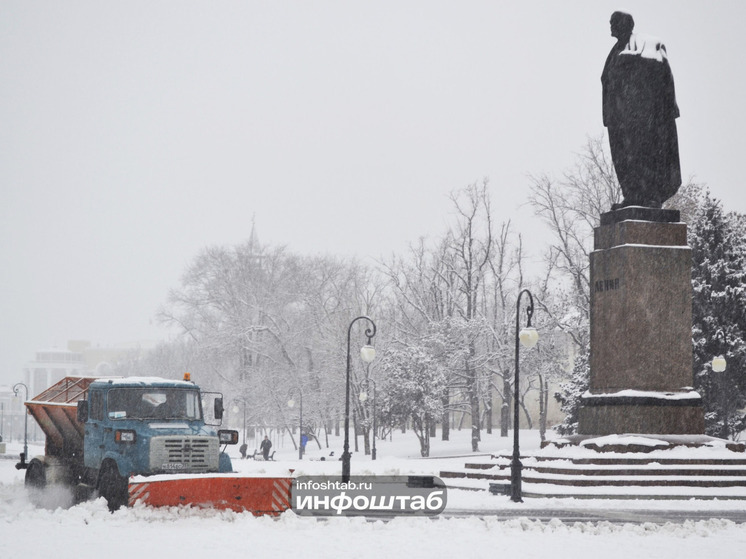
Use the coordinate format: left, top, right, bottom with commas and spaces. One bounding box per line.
288, 389, 303, 460
343, 316, 377, 482
231, 398, 249, 446
713, 329, 727, 373
359, 377, 378, 460
511, 289, 539, 503
712, 330, 728, 439
13, 383, 29, 469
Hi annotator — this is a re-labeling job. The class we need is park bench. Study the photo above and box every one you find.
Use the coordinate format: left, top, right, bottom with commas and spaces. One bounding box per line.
248, 450, 275, 461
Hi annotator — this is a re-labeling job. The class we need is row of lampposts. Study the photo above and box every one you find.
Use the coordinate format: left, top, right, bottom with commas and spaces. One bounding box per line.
325, 296, 732, 499
338, 298, 539, 496
3, 303, 732, 494
338, 305, 536, 491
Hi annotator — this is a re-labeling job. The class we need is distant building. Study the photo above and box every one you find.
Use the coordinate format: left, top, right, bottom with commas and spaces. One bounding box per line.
0, 385, 17, 445
24, 347, 86, 401
23, 340, 149, 396
7, 340, 152, 443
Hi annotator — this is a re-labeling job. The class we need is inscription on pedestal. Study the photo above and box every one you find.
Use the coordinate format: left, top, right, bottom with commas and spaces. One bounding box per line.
594, 278, 620, 292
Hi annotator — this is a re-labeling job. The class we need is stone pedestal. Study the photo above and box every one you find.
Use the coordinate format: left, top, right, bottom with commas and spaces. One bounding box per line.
578, 207, 704, 435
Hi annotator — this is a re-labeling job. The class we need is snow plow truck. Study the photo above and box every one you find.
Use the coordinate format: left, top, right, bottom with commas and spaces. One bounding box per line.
16, 375, 292, 514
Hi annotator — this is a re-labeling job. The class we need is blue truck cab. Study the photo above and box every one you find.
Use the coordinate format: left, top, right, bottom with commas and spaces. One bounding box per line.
76, 374, 238, 509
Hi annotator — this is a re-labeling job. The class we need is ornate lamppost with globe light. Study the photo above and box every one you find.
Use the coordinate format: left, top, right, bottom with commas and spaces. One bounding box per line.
343, 316, 377, 482
712, 330, 729, 439
13, 383, 29, 469
511, 290, 539, 503
712, 329, 728, 374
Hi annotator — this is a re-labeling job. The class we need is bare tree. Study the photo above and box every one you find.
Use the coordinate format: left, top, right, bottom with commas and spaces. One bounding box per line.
156, 235, 381, 443
528, 135, 621, 349
380, 235, 463, 441
446, 181, 495, 451
482, 222, 524, 437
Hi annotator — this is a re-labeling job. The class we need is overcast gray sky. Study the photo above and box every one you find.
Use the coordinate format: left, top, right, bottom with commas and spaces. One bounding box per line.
2, 1, 745, 385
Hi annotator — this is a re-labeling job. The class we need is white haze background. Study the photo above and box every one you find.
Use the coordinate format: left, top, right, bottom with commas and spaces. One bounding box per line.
2, 1, 746, 383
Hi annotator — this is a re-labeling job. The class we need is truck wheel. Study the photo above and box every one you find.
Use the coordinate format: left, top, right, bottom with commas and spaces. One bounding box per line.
25, 458, 46, 488
25, 458, 46, 506
25, 457, 75, 509
98, 462, 128, 512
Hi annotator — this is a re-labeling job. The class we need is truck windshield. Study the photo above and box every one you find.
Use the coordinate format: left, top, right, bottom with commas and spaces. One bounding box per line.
107, 388, 202, 421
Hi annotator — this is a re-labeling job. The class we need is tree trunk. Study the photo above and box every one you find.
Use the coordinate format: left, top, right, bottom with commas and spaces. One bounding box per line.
500, 375, 511, 437
466, 350, 480, 452
362, 426, 371, 455
353, 408, 359, 453
538, 374, 548, 443
470, 391, 480, 451
441, 390, 450, 441
418, 416, 431, 457
519, 397, 533, 429
485, 387, 493, 435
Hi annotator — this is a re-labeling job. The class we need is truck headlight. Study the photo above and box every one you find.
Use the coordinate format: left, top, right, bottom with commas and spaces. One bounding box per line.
115, 430, 136, 443
218, 430, 239, 445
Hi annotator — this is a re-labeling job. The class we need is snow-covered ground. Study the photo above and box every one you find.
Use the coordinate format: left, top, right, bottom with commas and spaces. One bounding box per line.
2, 429, 746, 558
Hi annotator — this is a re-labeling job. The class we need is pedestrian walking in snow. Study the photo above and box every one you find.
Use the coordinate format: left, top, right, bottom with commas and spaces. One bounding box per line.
260, 436, 272, 460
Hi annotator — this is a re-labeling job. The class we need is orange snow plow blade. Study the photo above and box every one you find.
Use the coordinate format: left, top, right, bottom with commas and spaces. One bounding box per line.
128, 475, 292, 515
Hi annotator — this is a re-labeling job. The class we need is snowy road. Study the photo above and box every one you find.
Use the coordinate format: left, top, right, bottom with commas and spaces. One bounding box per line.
4, 435, 746, 558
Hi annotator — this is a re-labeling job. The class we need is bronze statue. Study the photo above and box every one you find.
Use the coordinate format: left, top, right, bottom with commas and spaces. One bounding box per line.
602, 12, 681, 209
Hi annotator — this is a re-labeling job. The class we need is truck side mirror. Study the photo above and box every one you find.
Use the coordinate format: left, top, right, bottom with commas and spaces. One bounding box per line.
77, 400, 89, 423
218, 429, 239, 444
214, 397, 224, 420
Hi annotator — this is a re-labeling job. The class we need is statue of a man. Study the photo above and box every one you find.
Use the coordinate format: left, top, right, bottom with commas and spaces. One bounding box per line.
602, 12, 681, 209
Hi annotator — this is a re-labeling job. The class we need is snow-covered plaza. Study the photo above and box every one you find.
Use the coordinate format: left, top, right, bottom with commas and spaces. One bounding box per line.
2, 429, 746, 559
